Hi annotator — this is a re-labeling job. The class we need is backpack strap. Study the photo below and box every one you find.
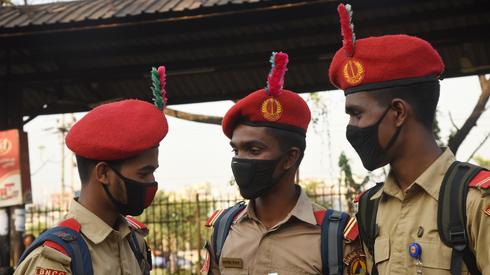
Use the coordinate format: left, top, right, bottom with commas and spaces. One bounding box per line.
18, 218, 94, 275
438, 161, 484, 275
355, 182, 384, 275
210, 202, 246, 264
126, 216, 152, 275
320, 209, 350, 275
127, 231, 151, 275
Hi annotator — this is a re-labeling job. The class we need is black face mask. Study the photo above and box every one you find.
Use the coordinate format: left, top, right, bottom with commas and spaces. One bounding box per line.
103, 167, 158, 216
231, 156, 285, 199
346, 107, 402, 171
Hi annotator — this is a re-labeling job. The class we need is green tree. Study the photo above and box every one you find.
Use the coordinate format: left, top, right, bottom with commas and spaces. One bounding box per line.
299, 178, 332, 209
137, 191, 216, 274
338, 152, 369, 214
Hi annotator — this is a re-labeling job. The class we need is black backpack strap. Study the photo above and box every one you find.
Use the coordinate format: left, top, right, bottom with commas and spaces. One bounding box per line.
211, 202, 246, 264
18, 226, 93, 275
320, 209, 350, 275
438, 161, 483, 275
356, 182, 384, 275
127, 231, 151, 275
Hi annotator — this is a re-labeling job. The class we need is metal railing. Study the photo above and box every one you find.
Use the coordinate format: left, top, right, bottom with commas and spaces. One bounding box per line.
25, 190, 341, 274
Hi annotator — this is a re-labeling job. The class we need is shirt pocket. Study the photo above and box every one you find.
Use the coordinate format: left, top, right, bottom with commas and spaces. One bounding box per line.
417, 241, 469, 274
374, 237, 390, 265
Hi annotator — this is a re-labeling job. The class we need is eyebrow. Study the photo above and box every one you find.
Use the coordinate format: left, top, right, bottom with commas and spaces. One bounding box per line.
138, 165, 158, 172
230, 140, 268, 148
345, 104, 362, 114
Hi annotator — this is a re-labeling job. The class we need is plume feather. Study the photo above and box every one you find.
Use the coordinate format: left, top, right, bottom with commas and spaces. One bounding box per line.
151, 66, 167, 110
266, 51, 288, 96
338, 3, 356, 57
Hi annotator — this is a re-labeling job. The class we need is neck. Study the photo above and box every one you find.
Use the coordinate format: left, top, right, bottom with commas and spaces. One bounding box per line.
390, 130, 442, 190
78, 182, 120, 229
254, 171, 299, 229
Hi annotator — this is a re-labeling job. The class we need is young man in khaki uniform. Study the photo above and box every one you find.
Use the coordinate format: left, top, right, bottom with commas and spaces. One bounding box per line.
15, 66, 170, 275
329, 4, 490, 275
202, 52, 365, 275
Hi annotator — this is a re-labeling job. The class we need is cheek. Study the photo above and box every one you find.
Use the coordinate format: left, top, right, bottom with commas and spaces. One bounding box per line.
111, 179, 128, 203
377, 120, 393, 146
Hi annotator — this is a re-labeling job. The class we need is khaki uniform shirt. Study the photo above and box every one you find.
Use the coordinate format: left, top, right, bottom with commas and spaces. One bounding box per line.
15, 199, 145, 275
204, 187, 364, 275
365, 149, 490, 275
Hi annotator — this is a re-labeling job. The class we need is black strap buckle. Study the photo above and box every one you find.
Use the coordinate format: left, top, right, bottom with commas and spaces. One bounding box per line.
329, 211, 342, 222
449, 228, 467, 247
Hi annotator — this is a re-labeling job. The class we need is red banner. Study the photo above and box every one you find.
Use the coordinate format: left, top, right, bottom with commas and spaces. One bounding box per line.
0, 129, 31, 207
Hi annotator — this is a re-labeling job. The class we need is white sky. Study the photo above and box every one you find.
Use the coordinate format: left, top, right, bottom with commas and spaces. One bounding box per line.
23, 75, 490, 205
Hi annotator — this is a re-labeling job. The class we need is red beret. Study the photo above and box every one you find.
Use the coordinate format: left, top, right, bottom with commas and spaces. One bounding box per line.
222, 52, 311, 138
66, 99, 168, 160
329, 4, 444, 94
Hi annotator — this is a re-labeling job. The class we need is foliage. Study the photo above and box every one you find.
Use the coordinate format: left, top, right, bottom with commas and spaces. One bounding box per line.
474, 156, 490, 169
137, 191, 212, 252
433, 111, 444, 146
299, 178, 332, 209
338, 152, 369, 214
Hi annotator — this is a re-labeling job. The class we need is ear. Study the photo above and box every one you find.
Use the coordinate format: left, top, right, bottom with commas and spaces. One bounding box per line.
283, 147, 300, 170
95, 162, 111, 185
390, 98, 409, 127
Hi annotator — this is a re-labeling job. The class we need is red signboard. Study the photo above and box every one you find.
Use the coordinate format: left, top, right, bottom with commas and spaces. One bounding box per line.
0, 129, 32, 207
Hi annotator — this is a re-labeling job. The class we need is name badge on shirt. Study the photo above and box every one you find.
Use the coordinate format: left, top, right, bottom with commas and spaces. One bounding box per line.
221, 257, 243, 268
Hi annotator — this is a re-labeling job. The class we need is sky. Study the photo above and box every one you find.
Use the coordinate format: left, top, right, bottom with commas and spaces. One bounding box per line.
23, 75, 490, 205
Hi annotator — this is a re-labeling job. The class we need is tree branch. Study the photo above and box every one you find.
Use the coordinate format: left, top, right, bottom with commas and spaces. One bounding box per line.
448, 112, 460, 131
448, 75, 490, 153
466, 131, 490, 162
164, 108, 223, 125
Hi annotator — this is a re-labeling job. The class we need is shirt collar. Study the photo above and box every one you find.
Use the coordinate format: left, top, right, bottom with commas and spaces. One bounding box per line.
374, 148, 455, 201
241, 186, 318, 226
68, 199, 131, 244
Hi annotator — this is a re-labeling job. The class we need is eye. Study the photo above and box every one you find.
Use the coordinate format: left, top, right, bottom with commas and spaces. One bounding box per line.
138, 171, 151, 179
350, 110, 362, 119
249, 147, 262, 155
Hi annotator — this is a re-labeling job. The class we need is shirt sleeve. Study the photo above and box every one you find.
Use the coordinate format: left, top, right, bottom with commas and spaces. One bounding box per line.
466, 188, 490, 275
14, 246, 72, 275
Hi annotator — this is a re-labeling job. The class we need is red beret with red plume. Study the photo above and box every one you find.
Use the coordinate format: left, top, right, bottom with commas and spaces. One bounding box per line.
329, 4, 445, 95
222, 52, 311, 138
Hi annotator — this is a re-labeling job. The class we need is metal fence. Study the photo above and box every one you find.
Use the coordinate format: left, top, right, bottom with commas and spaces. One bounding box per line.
25, 189, 341, 275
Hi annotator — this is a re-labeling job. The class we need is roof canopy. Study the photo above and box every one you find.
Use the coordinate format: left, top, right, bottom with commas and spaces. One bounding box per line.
1, 0, 489, 119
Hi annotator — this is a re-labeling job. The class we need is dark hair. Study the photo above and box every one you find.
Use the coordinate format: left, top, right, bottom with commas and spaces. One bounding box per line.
371, 81, 440, 129
76, 155, 122, 184
265, 127, 307, 167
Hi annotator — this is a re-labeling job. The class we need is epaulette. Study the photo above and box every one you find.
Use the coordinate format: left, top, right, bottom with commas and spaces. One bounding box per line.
205, 207, 246, 227
314, 210, 326, 225
343, 216, 359, 242
126, 216, 149, 234
469, 170, 490, 189
205, 209, 225, 227
354, 190, 368, 203
43, 218, 81, 257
